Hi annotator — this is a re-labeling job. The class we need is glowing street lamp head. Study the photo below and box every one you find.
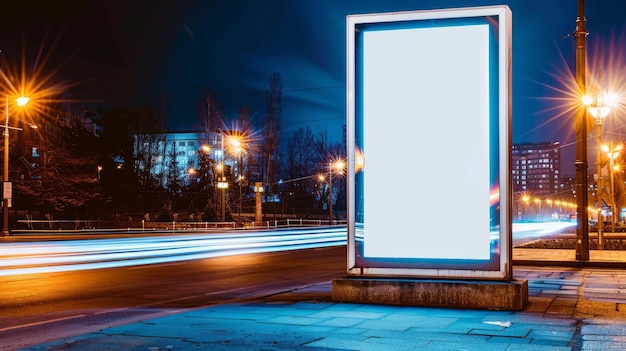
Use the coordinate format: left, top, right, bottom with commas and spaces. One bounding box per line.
230, 137, 241, 148
16, 96, 29, 106
331, 160, 346, 175
584, 92, 616, 120
601, 143, 623, 160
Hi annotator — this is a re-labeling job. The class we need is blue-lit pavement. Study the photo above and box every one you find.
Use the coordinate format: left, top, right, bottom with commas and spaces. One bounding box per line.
20, 262, 626, 351
13, 252, 626, 348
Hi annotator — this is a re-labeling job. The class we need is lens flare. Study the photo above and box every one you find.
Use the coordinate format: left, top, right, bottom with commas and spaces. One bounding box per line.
536, 31, 626, 143
0, 33, 76, 131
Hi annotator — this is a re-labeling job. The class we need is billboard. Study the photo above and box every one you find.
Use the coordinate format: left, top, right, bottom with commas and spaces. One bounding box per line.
346, 6, 512, 279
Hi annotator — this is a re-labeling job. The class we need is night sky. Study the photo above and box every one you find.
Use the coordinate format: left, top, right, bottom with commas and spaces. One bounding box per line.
2, 0, 626, 175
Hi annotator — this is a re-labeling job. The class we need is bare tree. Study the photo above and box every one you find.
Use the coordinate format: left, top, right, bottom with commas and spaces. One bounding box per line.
262, 72, 282, 197
194, 87, 223, 132
285, 127, 317, 184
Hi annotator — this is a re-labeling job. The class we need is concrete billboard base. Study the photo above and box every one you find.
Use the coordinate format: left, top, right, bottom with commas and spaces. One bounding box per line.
332, 277, 528, 311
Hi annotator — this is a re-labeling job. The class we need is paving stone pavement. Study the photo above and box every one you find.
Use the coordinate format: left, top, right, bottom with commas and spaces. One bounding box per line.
14, 265, 626, 351
14, 248, 626, 351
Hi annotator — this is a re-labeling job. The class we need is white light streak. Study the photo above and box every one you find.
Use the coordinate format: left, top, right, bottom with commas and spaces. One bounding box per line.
0, 228, 346, 277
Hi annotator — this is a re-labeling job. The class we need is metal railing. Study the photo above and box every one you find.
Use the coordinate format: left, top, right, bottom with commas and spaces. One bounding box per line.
13, 217, 347, 234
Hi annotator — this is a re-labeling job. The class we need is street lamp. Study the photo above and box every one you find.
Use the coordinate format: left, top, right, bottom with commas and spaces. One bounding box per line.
238, 175, 244, 215
228, 135, 244, 214
328, 160, 345, 225
215, 131, 229, 223
216, 163, 228, 222
585, 91, 615, 249
546, 199, 553, 220
533, 198, 541, 221
254, 182, 263, 224
2, 95, 29, 236
602, 143, 622, 233
521, 194, 530, 221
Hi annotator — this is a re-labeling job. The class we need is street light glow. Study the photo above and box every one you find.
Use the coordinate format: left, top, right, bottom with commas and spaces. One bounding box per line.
584, 92, 615, 119
230, 136, 241, 148
16, 96, 29, 106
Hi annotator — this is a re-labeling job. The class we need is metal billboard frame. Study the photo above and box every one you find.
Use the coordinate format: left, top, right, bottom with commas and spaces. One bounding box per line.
346, 6, 512, 280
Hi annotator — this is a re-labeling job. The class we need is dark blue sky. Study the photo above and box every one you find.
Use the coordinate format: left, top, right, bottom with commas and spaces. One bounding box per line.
3, 0, 626, 175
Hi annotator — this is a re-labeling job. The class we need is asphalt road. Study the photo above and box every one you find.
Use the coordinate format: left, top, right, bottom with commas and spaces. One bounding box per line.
0, 245, 346, 350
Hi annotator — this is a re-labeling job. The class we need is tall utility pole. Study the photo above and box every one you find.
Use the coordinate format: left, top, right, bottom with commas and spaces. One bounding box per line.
574, 0, 590, 260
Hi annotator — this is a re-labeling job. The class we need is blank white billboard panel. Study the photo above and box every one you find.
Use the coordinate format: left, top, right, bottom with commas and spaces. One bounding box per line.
362, 24, 491, 260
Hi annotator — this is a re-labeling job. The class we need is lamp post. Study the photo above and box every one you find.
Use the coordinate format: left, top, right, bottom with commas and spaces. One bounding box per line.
328, 164, 333, 225
238, 175, 244, 215
229, 136, 243, 214
2, 95, 29, 236
254, 182, 263, 224
602, 143, 622, 233
521, 194, 530, 221
216, 162, 228, 222
585, 92, 614, 249
328, 160, 345, 225
533, 198, 541, 221
546, 199, 553, 220
217, 176, 228, 222
216, 132, 228, 222
574, 0, 589, 260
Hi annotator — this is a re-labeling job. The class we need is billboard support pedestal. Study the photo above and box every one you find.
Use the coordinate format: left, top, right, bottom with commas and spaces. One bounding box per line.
332, 277, 528, 311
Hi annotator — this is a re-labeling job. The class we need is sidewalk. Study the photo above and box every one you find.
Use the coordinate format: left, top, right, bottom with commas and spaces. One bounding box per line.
19, 249, 626, 351
514, 247, 626, 267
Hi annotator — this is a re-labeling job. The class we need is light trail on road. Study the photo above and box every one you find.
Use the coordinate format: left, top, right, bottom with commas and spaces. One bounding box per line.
0, 227, 346, 277
512, 221, 576, 244
0, 222, 576, 277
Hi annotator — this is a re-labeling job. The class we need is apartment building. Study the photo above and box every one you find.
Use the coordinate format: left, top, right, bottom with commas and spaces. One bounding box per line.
512, 141, 561, 197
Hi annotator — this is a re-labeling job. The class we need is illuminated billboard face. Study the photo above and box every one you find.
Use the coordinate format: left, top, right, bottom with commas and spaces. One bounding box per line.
346, 6, 512, 279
